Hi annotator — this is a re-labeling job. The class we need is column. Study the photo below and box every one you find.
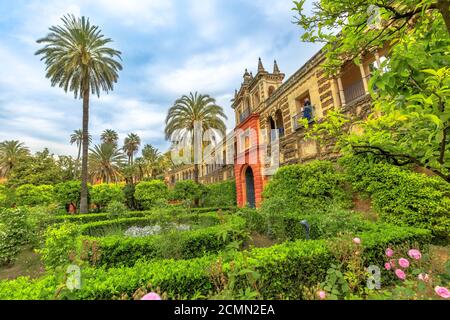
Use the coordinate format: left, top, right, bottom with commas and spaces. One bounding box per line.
337, 75, 346, 107
359, 62, 370, 94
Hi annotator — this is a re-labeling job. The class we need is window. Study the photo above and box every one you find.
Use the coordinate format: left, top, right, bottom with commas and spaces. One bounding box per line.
268, 86, 275, 97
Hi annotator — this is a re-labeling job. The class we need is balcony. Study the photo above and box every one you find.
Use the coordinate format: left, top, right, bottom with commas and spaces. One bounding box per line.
344, 80, 365, 104
239, 109, 251, 123
292, 106, 315, 131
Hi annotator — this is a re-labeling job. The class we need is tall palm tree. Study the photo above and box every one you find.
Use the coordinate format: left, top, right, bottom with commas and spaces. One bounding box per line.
165, 92, 227, 183
0, 140, 30, 178
123, 133, 141, 165
101, 129, 119, 147
89, 143, 126, 184
70, 129, 92, 178
36, 14, 122, 213
142, 144, 161, 178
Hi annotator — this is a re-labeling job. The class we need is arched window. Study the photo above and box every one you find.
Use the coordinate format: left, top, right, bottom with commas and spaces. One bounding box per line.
268, 86, 275, 97
275, 110, 284, 137
267, 116, 276, 142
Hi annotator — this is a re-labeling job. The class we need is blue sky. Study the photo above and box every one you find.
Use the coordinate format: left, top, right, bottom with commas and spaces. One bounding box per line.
0, 0, 322, 157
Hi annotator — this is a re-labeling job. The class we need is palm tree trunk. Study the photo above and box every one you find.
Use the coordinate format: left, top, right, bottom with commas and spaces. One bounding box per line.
80, 86, 90, 214
194, 163, 200, 207
75, 144, 81, 179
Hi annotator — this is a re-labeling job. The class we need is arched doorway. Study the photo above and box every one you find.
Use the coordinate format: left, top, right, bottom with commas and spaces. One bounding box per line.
245, 166, 256, 208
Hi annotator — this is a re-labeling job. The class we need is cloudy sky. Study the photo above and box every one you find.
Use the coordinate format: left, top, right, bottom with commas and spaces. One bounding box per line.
0, 0, 321, 157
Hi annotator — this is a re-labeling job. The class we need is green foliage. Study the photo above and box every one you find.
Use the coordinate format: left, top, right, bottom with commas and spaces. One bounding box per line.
0, 223, 432, 300
122, 184, 138, 210
38, 223, 80, 269
90, 184, 125, 212
0, 184, 13, 208
0, 207, 31, 265
106, 200, 128, 219
53, 181, 84, 212
6, 148, 64, 188
78, 214, 246, 267
172, 180, 203, 206
341, 156, 450, 239
15, 184, 55, 207
134, 180, 169, 210
203, 180, 237, 207
262, 160, 351, 214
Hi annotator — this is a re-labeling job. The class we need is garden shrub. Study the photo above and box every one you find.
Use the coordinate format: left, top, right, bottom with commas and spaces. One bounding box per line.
203, 180, 237, 207
0, 185, 12, 208
0, 207, 31, 265
262, 160, 350, 215
78, 214, 246, 267
0, 224, 432, 300
38, 223, 81, 269
171, 180, 202, 206
90, 184, 125, 212
123, 183, 138, 210
106, 200, 128, 219
341, 155, 450, 240
15, 184, 55, 207
134, 180, 169, 210
53, 181, 85, 212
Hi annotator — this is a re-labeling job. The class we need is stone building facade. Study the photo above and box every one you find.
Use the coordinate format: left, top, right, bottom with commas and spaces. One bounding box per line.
166, 46, 388, 208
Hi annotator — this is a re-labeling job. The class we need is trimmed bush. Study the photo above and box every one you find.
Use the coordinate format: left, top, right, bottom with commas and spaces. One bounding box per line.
0, 185, 9, 208
262, 160, 350, 215
203, 180, 237, 207
15, 184, 54, 207
0, 207, 31, 265
53, 181, 83, 212
90, 184, 125, 212
0, 224, 431, 300
171, 180, 203, 206
78, 214, 246, 268
134, 181, 169, 210
341, 156, 450, 239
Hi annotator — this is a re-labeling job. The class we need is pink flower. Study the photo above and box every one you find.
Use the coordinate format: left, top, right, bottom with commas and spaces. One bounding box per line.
353, 237, 361, 244
418, 273, 430, 282
434, 286, 450, 299
408, 249, 422, 260
318, 291, 326, 300
385, 248, 394, 257
141, 292, 162, 300
395, 269, 406, 280
384, 262, 391, 270
398, 258, 410, 269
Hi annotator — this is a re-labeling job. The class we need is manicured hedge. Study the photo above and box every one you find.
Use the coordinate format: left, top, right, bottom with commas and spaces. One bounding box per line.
90, 184, 125, 212
341, 156, 450, 240
15, 184, 55, 207
134, 181, 169, 209
79, 215, 246, 268
262, 160, 351, 215
0, 224, 431, 300
203, 180, 237, 207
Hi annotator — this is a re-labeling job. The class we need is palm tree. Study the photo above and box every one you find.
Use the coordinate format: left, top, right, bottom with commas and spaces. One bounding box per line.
36, 15, 122, 213
165, 92, 227, 183
142, 144, 161, 178
70, 129, 92, 178
123, 133, 141, 165
101, 129, 119, 147
0, 140, 30, 178
89, 143, 126, 184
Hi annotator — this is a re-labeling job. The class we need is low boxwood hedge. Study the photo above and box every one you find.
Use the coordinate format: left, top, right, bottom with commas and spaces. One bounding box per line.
0, 224, 431, 300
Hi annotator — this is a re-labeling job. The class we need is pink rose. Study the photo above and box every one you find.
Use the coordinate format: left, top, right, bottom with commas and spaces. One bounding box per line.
318, 291, 326, 300
434, 286, 450, 299
384, 262, 391, 270
395, 269, 406, 280
141, 292, 162, 300
408, 249, 422, 260
398, 258, 410, 269
385, 248, 394, 257
418, 273, 430, 282
353, 237, 361, 244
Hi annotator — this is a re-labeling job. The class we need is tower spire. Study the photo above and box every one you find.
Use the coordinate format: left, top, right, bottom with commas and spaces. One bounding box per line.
258, 57, 265, 73
273, 60, 280, 74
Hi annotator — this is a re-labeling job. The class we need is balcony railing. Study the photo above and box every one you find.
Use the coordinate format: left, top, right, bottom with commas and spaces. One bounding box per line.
344, 80, 365, 104
292, 105, 315, 131
239, 109, 251, 123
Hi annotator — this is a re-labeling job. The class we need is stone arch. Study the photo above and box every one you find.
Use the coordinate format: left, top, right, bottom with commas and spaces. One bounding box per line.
275, 109, 284, 137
